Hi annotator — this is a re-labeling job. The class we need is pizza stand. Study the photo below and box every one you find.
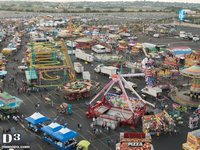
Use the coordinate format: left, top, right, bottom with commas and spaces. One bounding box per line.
116, 132, 154, 150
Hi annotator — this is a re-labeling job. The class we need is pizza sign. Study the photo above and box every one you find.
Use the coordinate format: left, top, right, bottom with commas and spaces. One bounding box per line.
128, 142, 143, 147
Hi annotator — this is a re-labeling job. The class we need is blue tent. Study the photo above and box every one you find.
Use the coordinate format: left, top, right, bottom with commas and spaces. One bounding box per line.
170, 47, 192, 57
25, 112, 50, 125
41, 122, 63, 135
52, 127, 78, 143
0, 101, 4, 107
0, 71, 7, 76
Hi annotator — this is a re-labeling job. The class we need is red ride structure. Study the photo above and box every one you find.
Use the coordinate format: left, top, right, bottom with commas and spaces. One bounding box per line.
86, 74, 154, 128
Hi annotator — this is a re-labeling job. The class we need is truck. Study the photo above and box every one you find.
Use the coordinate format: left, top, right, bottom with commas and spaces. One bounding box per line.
75, 49, 94, 62
92, 44, 111, 53
18, 65, 28, 71
180, 31, 186, 38
74, 62, 84, 73
193, 36, 200, 42
82, 71, 91, 80
94, 64, 118, 76
153, 33, 159, 38
141, 86, 162, 98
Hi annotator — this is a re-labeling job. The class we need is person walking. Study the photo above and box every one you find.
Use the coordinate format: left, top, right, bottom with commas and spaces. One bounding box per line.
35, 102, 40, 110
90, 123, 94, 128
77, 123, 82, 130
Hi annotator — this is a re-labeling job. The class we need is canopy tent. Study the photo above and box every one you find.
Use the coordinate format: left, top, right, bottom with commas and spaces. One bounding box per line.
25, 69, 38, 82
181, 65, 200, 78
75, 37, 93, 43
25, 112, 50, 125
52, 127, 78, 143
66, 41, 77, 48
0, 92, 23, 110
169, 46, 192, 57
41, 122, 63, 135
142, 43, 156, 49
0, 101, 4, 107
0, 71, 7, 76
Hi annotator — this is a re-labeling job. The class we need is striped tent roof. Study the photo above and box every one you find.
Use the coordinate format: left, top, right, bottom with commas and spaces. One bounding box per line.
181, 65, 200, 78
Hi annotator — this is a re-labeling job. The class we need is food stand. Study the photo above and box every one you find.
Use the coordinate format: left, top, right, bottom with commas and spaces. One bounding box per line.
0, 92, 23, 114
116, 132, 154, 150
142, 111, 175, 135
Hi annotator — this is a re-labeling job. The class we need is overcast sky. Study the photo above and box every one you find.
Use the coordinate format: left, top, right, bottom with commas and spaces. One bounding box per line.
1, 0, 200, 3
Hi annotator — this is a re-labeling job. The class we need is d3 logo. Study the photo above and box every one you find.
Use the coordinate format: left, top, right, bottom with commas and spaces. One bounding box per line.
2, 133, 21, 143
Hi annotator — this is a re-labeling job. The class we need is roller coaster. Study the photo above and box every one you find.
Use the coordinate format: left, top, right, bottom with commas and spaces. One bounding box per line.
26, 41, 69, 87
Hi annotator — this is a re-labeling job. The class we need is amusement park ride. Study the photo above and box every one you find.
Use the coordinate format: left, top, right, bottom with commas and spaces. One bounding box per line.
61, 40, 94, 101
86, 73, 154, 129
170, 64, 200, 107
26, 41, 69, 87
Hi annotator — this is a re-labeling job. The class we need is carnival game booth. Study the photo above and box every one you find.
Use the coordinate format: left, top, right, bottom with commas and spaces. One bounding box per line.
163, 56, 179, 69
25, 112, 50, 132
117, 40, 128, 51
182, 129, 200, 150
142, 111, 175, 135
75, 37, 93, 50
131, 43, 143, 55
87, 74, 154, 129
41, 124, 78, 150
25, 69, 38, 85
116, 132, 154, 150
185, 51, 200, 67
0, 92, 23, 114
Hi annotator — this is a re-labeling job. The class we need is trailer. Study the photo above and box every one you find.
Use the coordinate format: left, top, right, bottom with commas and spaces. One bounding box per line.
75, 49, 94, 62
153, 33, 159, 38
141, 86, 162, 98
82, 71, 91, 80
94, 64, 118, 76
74, 62, 84, 73
180, 31, 186, 38
92, 44, 111, 53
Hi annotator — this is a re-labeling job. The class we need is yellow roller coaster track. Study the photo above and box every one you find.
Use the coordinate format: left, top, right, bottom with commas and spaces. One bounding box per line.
34, 65, 68, 70
40, 71, 61, 81
61, 39, 76, 81
34, 84, 63, 88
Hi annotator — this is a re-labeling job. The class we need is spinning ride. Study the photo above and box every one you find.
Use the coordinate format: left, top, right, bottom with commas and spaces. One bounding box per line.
86, 74, 154, 128
170, 65, 200, 107
61, 40, 94, 101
